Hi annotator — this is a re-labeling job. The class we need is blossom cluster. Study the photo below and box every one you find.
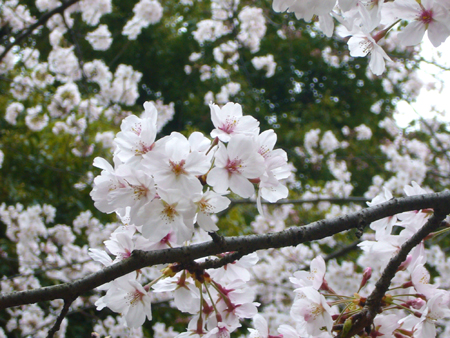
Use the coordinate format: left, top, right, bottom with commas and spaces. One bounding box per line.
88, 100, 290, 330
273, 0, 450, 75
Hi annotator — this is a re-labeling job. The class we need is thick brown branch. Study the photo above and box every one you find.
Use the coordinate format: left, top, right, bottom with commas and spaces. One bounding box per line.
0, 0, 80, 62
1, 191, 450, 311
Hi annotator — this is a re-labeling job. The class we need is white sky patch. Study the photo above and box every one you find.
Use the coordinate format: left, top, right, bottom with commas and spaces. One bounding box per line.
395, 38, 450, 128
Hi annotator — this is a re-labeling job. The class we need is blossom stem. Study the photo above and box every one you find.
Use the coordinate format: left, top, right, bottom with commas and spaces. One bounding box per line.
144, 274, 164, 289
204, 282, 221, 320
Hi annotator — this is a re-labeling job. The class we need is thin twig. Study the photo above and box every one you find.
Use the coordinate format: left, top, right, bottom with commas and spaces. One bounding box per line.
337, 210, 448, 338
0, 0, 80, 62
46, 297, 75, 338
4, 259, 92, 280
417, 56, 450, 72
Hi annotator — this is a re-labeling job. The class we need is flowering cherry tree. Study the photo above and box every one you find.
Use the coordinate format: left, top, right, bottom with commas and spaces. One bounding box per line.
1, 0, 450, 338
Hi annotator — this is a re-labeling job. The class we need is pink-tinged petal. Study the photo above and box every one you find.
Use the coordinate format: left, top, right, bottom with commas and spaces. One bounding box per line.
257, 130, 277, 154
339, 0, 357, 11
210, 103, 222, 130
241, 154, 265, 179
189, 131, 211, 152
229, 174, 255, 198
391, 0, 422, 20
260, 183, 288, 203
143, 101, 158, 125
310, 256, 326, 289
348, 36, 370, 57
197, 212, 219, 231
88, 248, 112, 266
207, 167, 230, 193
235, 302, 258, 318
141, 222, 169, 242
174, 287, 200, 314
277, 325, 298, 338
125, 301, 146, 328
165, 132, 190, 162
398, 21, 426, 46
227, 134, 256, 160
140, 118, 157, 146
221, 102, 243, 118
422, 0, 434, 10
93, 157, 114, 171
227, 265, 251, 282
184, 151, 211, 175
207, 193, 231, 213
152, 278, 178, 292
319, 14, 334, 37
273, 0, 296, 12
234, 115, 260, 136
369, 48, 387, 76
428, 21, 450, 47
289, 1, 314, 21
404, 181, 428, 196
300, 286, 322, 303
252, 314, 269, 337
213, 142, 229, 168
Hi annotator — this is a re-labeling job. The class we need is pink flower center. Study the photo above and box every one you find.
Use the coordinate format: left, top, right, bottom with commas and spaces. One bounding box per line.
162, 202, 178, 223
358, 39, 373, 56
169, 159, 187, 176
419, 9, 433, 24
198, 198, 212, 213
218, 117, 238, 134
132, 184, 149, 200
225, 158, 243, 174
258, 145, 270, 158
127, 289, 144, 305
135, 141, 154, 155
120, 249, 131, 260
160, 232, 172, 244
131, 123, 142, 135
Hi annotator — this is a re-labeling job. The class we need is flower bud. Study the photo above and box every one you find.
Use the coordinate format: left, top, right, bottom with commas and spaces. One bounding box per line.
397, 255, 412, 271
360, 267, 372, 289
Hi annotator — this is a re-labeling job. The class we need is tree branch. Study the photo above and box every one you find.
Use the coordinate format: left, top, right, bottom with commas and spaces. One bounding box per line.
337, 209, 449, 338
1, 191, 450, 311
0, 0, 80, 62
47, 297, 75, 338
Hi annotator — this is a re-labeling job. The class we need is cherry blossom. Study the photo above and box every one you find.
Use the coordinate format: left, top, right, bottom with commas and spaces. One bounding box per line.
207, 135, 265, 198
210, 102, 260, 142
290, 286, 334, 336
347, 32, 392, 76
392, 0, 450, 47
193, 190, 231, 232
290, 255, 326, 290
367, 187, 397, 235
142, 132, 211, 194
152, 271, 200, 314
96, 278, 152, 328
114, 101, 158, 165
208, 252, 259, 283
138, 188, 195, 244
